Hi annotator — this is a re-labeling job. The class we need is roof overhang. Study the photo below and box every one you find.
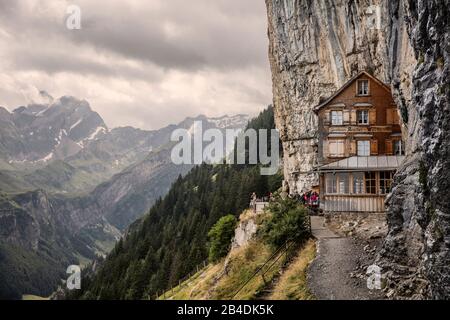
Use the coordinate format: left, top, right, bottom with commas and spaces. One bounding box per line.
315, 156, 405, 173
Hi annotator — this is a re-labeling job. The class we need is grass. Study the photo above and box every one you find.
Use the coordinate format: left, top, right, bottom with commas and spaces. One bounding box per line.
159, 239, 289, 300
22, 295, 50, 300
159, 264, 220, 300
268, 239, 316, 300
213, 241, 279, 300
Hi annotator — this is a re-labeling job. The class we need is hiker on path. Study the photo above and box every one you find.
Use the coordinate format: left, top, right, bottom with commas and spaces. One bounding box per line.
310, 192, 319, 206
302, 192, 310, 206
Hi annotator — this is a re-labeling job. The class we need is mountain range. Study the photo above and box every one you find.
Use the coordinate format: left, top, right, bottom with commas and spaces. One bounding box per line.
0, 92, 249, 299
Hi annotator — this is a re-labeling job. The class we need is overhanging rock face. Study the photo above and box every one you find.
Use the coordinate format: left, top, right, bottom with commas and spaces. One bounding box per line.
264, 0, 412, 195
265, 0, 449, 298
377, 0, 450, 299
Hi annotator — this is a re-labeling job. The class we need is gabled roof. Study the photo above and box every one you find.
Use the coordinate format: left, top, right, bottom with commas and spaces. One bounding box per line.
315, 156, 405, 172
313, 71, 391, 114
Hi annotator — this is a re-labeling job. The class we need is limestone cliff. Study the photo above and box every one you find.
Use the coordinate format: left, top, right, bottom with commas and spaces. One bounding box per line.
265, 0, 449, 299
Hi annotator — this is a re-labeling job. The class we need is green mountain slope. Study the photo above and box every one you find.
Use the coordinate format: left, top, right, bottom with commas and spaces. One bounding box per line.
0, 191, 120, 300
0, 242, 72, 300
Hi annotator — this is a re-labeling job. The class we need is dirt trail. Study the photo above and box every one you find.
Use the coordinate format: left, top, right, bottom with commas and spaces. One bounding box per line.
307, 216, 384, 300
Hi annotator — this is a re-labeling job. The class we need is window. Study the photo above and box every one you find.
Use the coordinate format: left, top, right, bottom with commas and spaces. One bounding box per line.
326, 174, 337, 194
357, 80, 369, 95
357, 140, 370, 156
325, 173, 350, 194
331, 111, 343, 125
357, 110, 369, 125
380, 171, 394, 194
337, 173, 349, 194
353, 172, 364, 194
365, 172, 377, 194
394, 140, 405, 155
329, 140, 345, 157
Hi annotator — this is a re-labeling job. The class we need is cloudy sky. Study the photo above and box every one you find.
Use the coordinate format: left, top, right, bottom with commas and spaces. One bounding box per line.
0, 0, 272, 130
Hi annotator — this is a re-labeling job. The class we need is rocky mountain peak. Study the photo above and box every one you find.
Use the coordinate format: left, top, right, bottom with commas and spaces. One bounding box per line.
1, 95, 108, 164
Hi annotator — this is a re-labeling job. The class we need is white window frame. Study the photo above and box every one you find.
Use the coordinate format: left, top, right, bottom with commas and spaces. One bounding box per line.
357, 110, 369, 125
352, 172, 365, 194
365, 172, 377, 194
394, 140, 405, 155
357, 80, 369, 96
325, 173, 337, 194
357, 140, 370, 156
337, 173, 349, 194
331, 111, 343, 126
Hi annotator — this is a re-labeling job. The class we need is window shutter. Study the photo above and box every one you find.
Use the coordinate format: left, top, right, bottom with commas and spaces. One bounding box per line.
386, 139, 393, 155
344, 139, 349, 157
350, 110, 357, 125
338, 141, 344, 156
370, 139, 379, 155
323, 140, 329, 158
323, 111, 330, 125
393, 109, 400, 124
329, 141, 337, 156
350, 140, 357, 156
386, 109, 393, 125
343, 110, 350, 124
369, 109, 377, 125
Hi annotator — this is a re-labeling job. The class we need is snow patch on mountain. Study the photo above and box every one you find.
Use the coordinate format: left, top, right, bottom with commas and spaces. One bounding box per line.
86, 126, 107, 141
69, 118, 83, 132
207, 114, 249, 129
40, 152, 54, 162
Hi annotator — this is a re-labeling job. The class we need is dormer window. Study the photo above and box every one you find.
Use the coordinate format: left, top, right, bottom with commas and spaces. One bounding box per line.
357, 80, 369, 96
331, 111, 343, 125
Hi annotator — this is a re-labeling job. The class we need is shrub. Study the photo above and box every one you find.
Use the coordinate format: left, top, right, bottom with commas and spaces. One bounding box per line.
208, 215, 237, 262
260, 197, 310, 249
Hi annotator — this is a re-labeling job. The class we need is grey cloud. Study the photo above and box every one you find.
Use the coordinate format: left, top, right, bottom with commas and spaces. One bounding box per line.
0, 0, 17, 15
0, 0, 271, 130
1, 0, 268, 72
68, 18, 207, 71
9, 45, 164, 82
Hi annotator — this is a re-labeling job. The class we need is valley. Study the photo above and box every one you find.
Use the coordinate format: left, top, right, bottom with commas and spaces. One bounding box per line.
0, 92, 249, 299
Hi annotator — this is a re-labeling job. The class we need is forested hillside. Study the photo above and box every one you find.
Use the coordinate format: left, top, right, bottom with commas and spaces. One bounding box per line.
71, 106, 282, 299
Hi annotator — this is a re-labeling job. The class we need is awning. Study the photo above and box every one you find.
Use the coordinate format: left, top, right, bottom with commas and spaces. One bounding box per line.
315, 156, 405, 172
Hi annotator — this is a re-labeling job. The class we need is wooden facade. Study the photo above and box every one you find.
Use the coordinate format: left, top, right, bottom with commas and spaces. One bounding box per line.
323, 195, 386, 213
314, 71, 405, 213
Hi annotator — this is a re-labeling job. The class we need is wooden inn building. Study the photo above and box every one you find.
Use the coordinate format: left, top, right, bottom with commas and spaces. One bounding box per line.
313, 71, 405, 213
